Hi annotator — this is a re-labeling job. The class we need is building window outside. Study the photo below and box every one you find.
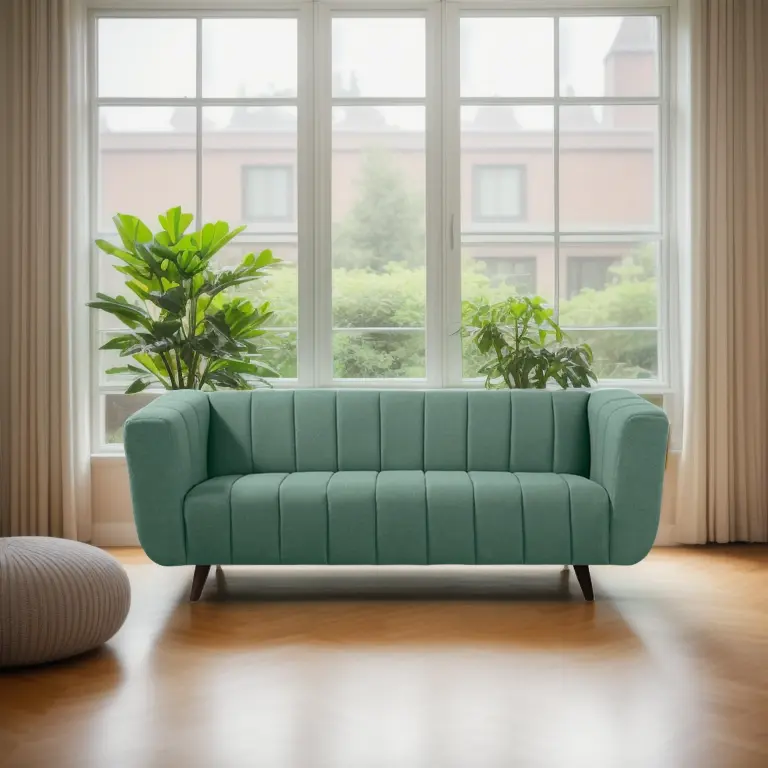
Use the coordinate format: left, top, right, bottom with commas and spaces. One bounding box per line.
242, 165, 294, 223
566, 256, 621, 298
477, 256, 537, 293
472, 165, 526, 223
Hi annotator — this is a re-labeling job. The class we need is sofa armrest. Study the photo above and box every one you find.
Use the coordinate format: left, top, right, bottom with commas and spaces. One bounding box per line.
124, 391, 210, 565
588, 390, 669, 564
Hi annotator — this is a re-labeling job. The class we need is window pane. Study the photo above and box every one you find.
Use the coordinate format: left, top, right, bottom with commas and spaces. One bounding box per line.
462, 240, 555, 378
104, 394, 160, 445
473, 166, 525, 222
99, 107, 197, 232
202, 106, 297, 229
559, 17, 659, 98
332, 19, 425, 98
461, 18, 554, 98
203, 19, 298, 98
242, 166, 293, 221
564, 329, 658, 380
558, 241, 658, 327
332, 107, 425, 378
333, 330, 425, 379
462, 107, 553, 233
559, 105, 658, 232
98, 19, 196, 98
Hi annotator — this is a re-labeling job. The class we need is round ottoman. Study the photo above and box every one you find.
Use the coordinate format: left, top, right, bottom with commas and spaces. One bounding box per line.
0, 537, 131, 668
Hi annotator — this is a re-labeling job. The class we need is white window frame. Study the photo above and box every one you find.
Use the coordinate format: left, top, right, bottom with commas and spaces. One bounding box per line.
88, 4, 314, 449
85, 0, 678, 453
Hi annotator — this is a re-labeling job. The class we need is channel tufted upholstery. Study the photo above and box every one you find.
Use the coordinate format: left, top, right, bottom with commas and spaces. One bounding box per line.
124, 389, 668, 570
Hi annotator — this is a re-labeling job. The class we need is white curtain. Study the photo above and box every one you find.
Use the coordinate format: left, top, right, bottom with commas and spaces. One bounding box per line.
0, 0, 90, 540
676, 0, 768, 543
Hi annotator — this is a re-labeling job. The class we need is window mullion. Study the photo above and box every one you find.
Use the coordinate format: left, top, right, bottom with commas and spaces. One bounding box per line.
195, 18, 203, 226
553, 12, 560, 322
311, 2, 333, 386
442, 0, 463, 386
425, 2, 444, 387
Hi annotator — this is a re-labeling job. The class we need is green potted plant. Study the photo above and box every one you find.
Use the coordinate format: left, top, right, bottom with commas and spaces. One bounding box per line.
89, 206, 279, 392
461, 295, 597, 389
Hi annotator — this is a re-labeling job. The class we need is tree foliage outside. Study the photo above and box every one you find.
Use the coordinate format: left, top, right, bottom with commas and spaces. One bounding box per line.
232, 152, 659, 381
333, 149, 425, 271
558, 246, 657, 378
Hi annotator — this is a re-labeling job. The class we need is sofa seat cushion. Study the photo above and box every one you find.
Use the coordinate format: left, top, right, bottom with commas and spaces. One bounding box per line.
183, 472, 611, 566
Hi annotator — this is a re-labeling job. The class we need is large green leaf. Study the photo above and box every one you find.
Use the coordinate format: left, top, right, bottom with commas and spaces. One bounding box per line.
125, 377, 151, 394
152, 319, 182, 339
95, 239, 145, 268
105, 364, 149, 376
134, 242, 166, 284
147, 286, 186, 315
204, 313, 232, 341
207, 357, 280, 377
132, 353, 169, 383
158, 206, 182, 244
149, 241, 180, 266
125, 280, 151, 301
87, 294, 153, 331
113, 214, 153, 252
113, 264, 152, 282
99, 333, 142, 351
205, 223, 247, 260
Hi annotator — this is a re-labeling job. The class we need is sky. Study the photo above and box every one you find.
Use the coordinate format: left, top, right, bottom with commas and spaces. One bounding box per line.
98, 15, 646, 132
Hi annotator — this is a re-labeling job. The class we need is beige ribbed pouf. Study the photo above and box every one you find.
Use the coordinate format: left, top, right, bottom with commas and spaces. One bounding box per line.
0, 537, 131, 668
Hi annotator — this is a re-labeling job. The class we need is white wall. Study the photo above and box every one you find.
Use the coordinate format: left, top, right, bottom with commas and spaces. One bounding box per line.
91, 453, 681, 548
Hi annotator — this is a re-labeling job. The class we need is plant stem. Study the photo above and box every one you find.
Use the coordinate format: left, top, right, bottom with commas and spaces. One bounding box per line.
184, 283, 198, 388
174, 347, 184, 389
187, 353, 199, 388
513, 321, 522, 388
495, 342, 512, 389
160, 352, 178, 389
198, 362, 209, 390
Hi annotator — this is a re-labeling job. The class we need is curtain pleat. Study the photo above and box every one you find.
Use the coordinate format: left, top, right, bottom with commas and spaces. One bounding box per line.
0, 0, 89, 540
677, 0, 768, 543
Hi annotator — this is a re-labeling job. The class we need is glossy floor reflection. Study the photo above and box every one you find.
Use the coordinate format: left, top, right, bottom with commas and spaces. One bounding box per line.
1, 547, 767, 768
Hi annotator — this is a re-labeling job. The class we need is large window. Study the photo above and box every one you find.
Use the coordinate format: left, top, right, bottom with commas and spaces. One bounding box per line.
95, 14, 300, 443
459, 13, 663, 383
90, 5, 671, 448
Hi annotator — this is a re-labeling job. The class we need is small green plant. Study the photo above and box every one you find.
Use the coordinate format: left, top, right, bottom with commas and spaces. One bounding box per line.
461, 295, 597, 389
89, 206, 280, 393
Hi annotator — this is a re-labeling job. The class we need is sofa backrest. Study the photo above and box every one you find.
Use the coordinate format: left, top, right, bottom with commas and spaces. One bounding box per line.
206, 389, 591, 477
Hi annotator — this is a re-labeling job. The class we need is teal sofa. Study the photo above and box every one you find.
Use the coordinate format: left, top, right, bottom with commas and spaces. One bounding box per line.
124, 388, 669, 601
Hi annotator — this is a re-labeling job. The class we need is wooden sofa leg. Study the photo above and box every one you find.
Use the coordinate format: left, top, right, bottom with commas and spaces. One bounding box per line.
573, 565, 594, 602
190, 565, 211, 602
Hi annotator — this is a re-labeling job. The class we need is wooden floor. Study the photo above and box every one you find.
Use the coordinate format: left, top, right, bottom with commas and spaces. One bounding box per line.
1, 547, 767, 768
